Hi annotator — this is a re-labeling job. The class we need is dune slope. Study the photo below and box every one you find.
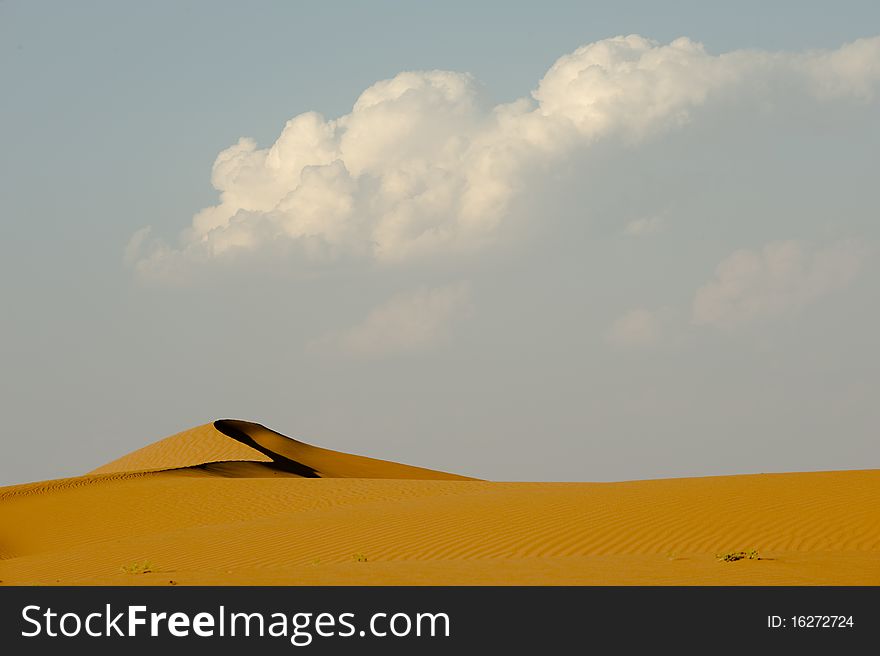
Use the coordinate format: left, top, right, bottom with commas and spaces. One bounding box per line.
1, 420, 878, 585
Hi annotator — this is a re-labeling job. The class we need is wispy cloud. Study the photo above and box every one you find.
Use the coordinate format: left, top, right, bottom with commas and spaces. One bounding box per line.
623, 215, 665, 237
692, 239, 869, 329
308, 282, 472, 358
606, 307, 672, 348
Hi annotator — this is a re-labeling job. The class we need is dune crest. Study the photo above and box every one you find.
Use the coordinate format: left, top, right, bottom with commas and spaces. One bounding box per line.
91, 419, 474, 481
89, 422, 272, 475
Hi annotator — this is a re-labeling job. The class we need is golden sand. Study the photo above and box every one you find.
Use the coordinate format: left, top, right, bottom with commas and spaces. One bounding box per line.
1, 420, 878, 585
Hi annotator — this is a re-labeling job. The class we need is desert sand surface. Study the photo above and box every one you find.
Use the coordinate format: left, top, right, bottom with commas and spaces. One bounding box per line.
1, 420, 878, 585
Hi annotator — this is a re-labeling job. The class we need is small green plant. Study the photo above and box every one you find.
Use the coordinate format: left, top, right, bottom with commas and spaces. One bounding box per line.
353, 553, 368, 563
716, 549, 759, 562
121, 560, 154, 575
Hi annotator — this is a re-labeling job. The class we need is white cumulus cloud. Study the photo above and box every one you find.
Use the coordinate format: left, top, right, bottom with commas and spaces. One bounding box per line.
128, 34, 880, 280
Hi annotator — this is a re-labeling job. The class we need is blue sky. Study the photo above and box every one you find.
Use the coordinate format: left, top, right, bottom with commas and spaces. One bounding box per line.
1, 1, 879, 485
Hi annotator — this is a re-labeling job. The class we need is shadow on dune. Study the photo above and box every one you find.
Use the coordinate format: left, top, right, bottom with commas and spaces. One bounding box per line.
207, 419, 475, 480
213, 420, 319, 478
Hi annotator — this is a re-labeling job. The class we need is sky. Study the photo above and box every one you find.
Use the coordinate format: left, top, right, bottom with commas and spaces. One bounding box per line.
1, 1, 879, 485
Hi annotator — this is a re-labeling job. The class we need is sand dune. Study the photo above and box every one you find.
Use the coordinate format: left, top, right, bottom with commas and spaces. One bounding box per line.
1, 420, 878, 585
92, 420, 471, 480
